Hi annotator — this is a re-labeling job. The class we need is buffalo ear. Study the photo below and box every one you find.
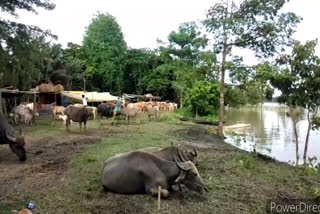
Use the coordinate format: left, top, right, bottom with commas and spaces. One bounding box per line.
174, 170, 186, 184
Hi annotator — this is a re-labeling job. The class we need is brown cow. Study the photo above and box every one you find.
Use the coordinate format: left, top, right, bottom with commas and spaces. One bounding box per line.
64, 105, 93, 132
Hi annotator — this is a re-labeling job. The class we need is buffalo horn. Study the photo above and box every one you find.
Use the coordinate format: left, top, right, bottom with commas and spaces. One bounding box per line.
174, 155, 191, 171
177, 149, 188, 162
192, 149, 197, 157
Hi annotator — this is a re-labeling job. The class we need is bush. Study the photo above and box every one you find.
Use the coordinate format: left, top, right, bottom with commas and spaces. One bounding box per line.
185, 81, 219, 116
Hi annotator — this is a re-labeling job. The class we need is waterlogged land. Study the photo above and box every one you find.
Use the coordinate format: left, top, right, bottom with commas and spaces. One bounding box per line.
0, 114, 319, 214
225, 103, 320, 164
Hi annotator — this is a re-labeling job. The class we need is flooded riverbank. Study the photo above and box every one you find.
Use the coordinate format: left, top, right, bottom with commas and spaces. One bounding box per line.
225, 103, 320, 165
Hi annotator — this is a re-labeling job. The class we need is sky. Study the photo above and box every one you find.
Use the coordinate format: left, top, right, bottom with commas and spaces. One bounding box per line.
11, 0, 320, 50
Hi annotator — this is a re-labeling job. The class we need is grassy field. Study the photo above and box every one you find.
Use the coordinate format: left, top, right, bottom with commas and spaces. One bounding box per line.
0, 114, 319, 214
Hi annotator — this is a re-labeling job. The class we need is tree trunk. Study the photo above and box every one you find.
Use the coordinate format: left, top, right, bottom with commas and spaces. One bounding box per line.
293, 121, 299, 165
179, 92, 184, 109
218, 42, 227, 137
217, 0, 229, 137
289, 107, 300, 165
196, 106, 198, 119
303, 109, 312, 164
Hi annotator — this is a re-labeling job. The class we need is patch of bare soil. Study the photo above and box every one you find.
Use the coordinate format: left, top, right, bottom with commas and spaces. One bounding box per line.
0, 130, 103, 202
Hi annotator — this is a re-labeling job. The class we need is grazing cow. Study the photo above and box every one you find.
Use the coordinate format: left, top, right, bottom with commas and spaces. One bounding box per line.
12, 106, 35, 125
0, 113, 26, 161
97, 103, 115, 119
64, 105, 93, 132
52, 105, 65, 118
102, 151, 207, 197
114, 106, 142, 124
146, 104, 159, 120
74, 104, 98, 120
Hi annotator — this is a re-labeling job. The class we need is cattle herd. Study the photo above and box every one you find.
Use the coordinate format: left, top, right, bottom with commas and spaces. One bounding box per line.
1, 100, 208, 201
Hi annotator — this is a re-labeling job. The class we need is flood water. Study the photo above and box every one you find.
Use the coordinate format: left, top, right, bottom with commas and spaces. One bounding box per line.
224, 102, 320, 165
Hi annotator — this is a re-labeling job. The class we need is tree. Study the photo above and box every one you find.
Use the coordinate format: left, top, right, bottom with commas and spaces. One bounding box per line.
270, 40, 320, 164
186, 81, 219, 117
83, 13, 126, 93
157, 22, 215, 107
0, 0, 56, 90
123, 48, 153, 94
62, 43, 87, 90
203, 0, 301, 137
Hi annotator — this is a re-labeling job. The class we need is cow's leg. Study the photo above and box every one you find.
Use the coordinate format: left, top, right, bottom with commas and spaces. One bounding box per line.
79, 122, 82, 133
66, 119, 70, 132
84, 121, 87, 133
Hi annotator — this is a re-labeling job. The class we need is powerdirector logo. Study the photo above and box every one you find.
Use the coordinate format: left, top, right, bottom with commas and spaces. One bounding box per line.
267, 200, 320, 213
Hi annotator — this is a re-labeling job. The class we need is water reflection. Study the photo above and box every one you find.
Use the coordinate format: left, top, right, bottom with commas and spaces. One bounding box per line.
225, 102, 320, 164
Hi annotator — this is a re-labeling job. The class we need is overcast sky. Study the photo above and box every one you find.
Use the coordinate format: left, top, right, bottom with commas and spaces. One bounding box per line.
12, 0, 320, 50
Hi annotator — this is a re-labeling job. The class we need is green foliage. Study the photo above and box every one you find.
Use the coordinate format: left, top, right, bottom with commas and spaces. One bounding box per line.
204, 0, 300, 135
225, 86, 247, 107
62, 43, 87, 90
271, 40, 320, 110
0, 0, 57, 90
83, 13, 126, 93
123, 48, 153, 94
141, 64, 173, 97
312, 187, 320, 201
186, 81, 219, 116
270, 40, 320, 163
0, 0, 55, 16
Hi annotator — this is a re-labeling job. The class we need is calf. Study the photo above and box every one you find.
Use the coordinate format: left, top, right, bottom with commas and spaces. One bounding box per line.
52, 106, 65, 118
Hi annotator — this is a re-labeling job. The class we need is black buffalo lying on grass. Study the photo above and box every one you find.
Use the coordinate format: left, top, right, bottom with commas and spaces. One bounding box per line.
0, 113, 26, 161
102, 151, 207, 198
64, 105, 93, 133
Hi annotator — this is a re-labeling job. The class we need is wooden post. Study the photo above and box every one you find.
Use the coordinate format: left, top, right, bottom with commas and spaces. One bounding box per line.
157, 186, 161, 211
33, 92, 37, 117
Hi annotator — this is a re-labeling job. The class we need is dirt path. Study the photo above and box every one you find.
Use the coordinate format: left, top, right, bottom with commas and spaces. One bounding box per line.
0, 130, 103, 203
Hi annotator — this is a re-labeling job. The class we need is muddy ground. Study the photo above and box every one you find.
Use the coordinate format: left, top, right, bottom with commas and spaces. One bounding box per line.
0, 116, 319, 214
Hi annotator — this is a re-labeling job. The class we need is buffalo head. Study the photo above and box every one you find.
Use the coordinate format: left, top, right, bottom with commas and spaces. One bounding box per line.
174, 158, 208, 195
6, 128, 26, 161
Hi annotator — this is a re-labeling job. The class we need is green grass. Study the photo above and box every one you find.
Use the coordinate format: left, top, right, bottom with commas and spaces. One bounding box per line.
1, 113, 320, 213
